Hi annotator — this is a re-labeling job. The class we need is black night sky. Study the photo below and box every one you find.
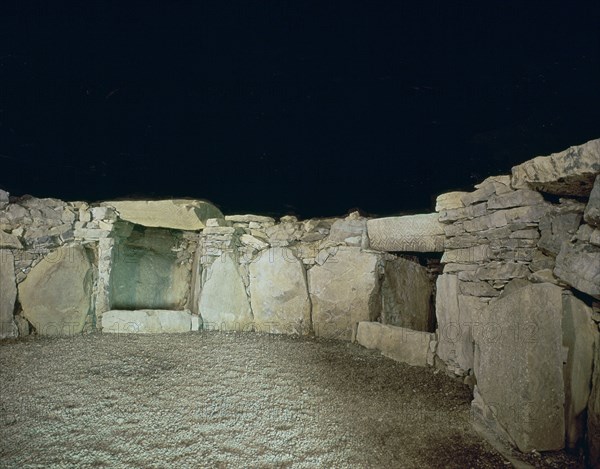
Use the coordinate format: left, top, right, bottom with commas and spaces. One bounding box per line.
1, 1, 599, 218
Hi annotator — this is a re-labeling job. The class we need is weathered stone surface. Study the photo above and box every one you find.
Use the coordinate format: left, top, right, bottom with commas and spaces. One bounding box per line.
461, 180, 506, 207
367, 214, 444, 252
439, 207, 467, 223
538, 205, 583, 256
511, 139, 600, 196
435, 191, 467, 211
435, 274, 475, 373
225, 214, 275, 224
101, 309, 192, 333
459, 281, 500, 297
554, 241, 600, 299
199, 253, 253, 331
487, 189, 544, 210
0, 189, 8, 207
584, 174, 600, 227
0, 230, 22, 249
102, 199, 223, 230
308, 247, 381, 340
110, 227, 191, 310
19, 246, 93, 336
475, 261, 530, 280
381, 257, 433, 331
203, 226, 236, 235
475, 283, 565, 452
474, 175, 512, 190
356, 321, 434, 367
529, 250, 555, 272
249, 247, 311, 335
240, 234, 269, 251
444, 234, 484, 249
0, 250, 18, 338
328, 218, 367, 246
561, 293, 596, 449
588, 333, 600, 467
441, 245, 491, 264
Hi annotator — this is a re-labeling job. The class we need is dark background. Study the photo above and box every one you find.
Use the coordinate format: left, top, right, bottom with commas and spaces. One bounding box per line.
1, 1, 599, 218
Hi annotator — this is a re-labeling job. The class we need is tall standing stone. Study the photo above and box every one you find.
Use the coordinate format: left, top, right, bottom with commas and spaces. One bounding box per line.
0, 249, 18, 338
588, 333, 600, 467
249, 247, 311, 335
435, 274, 476, 374
198, 253, 253, 331
308, 247, 382, 340
381, 257, 433, 331
584, 174, 600, 227
19, 246, 93, 336
561, 293, 596, 449
475, 283, 565, 452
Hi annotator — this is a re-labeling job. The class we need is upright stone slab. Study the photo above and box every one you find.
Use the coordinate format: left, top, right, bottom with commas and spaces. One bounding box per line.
475, 283, 565, 452
511, 138, 600, 196
0, 250, 18, 338
435, 274, 475, 374
199, 253, 253, 331
249, 247, 311, 335
381, 257, 433, 331
308, 247, 381, 340
561, 293, 596, 449
588, 333, 600, 467
584, 175, 600, 227
19, 246, 93, 336
101, 309, 192, 333
102, 199, 223, 230
367, 214, 445, 252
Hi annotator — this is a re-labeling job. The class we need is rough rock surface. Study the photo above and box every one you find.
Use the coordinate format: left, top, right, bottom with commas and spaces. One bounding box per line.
588, 333, 600, 467
199, 253, 253, 331
381, 257, 433, 331
101, 309, 192, 333
584, 174, 600, 227
0, 230, 23, 249
308, 247, 381, 340
18, 245, 93, 336
475, 283, 565, 452
367, 214, 445, 252
561, 293, 596, 449
0, 249, 18, 338
435, 274, 475, 374
356, 321, 434, 367
435, 191, 467, 211
511, 139, 600, 196
554, 241, 600, 299
102, 199, 223, 230
249, 247, 311, 335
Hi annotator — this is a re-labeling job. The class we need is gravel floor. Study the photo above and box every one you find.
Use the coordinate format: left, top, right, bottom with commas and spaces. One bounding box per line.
0, 332, 582, 468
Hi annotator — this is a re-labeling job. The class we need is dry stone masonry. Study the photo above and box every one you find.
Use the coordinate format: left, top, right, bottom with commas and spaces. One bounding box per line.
0, 137, 598, 462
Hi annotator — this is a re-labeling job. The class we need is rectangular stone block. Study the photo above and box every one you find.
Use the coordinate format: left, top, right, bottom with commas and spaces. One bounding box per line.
475, 283, 565, 452
356, 322, 434, 367
367, 214, 445, 252
102, 309, 192, 333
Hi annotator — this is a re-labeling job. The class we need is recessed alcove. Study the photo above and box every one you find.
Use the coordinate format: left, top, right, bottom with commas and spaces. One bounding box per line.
109, 223, 190, 310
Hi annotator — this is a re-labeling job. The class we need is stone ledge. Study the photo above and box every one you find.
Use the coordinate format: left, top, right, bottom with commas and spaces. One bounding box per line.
355, 321, 434, 367
101, 309, 192, 333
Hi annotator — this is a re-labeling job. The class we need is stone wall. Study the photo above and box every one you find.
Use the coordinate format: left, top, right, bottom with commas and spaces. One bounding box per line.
1, 137, 598, 461
433, 139, 600, 454
0, 197, 435, 342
